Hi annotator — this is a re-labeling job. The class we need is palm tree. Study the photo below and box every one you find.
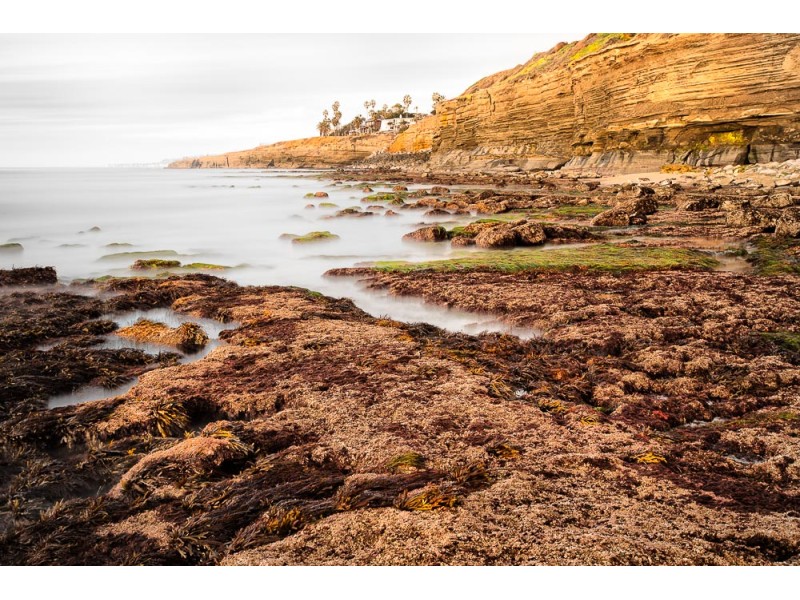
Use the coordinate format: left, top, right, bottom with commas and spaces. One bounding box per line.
352, 115, 364, 130
402, 94, 412, 116
317, 109, 331, 136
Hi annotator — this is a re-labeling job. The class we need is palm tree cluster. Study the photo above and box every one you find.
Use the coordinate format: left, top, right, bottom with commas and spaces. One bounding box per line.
316, 93, 446, 136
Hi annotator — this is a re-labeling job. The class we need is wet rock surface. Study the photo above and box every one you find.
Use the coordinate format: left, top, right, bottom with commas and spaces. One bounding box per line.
0, 267, 58, 287
116, 320, 209, 352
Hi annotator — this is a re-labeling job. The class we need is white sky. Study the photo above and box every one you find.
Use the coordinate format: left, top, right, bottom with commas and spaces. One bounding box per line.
0, 34, 584, 167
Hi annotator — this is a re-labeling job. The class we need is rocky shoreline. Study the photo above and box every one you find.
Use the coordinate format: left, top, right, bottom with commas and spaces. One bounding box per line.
2, 161, 800, 565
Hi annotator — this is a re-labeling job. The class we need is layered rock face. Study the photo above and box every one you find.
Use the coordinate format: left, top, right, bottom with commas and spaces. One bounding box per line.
168, 133, 393, 169
428, 34, 800, 173
387, 115, 437, 153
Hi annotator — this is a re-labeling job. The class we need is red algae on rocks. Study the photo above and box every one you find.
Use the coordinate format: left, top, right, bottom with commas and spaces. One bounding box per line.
1, 271, 799, 565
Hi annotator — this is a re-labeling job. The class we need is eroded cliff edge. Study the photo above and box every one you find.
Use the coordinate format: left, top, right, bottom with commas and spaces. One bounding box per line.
427, 33, 800, 173
168, 133, 394, 169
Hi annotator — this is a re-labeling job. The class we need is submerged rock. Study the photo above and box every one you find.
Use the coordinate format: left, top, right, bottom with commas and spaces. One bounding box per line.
423, 208, 451, 217
291, 231, 340, 244
335, 207, 372, 218
0, 242, 24, 253
131, 259, 182, 270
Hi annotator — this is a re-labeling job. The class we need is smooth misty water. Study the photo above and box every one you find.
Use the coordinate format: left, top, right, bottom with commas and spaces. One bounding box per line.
0, 168, 537, 337
46, 307, 235, 408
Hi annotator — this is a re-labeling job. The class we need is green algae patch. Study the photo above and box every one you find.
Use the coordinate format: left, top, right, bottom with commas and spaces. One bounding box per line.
761, 331, 800, 353
363, 193, 406, 202
550, 204, 606, 218
570, 33, 633, 62
131, 259, 181, 270
105, 242, 134, 248
447, 226, 476, 239
374, 244, 720, 273
319, 202, 339, 208
99, 249, 180, 261
291, 231, 340, 244
180, 263, 230, 271
748, 237, 800, 275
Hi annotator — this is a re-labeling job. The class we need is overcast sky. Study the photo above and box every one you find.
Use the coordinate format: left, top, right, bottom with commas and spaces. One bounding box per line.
0, 34, 584, 167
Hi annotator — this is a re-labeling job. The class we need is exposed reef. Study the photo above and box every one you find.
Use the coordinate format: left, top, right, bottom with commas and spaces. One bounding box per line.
1, 249, 799, 564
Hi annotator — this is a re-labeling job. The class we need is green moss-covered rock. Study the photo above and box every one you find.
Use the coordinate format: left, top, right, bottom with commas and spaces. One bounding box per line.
291, 231, 340, 244
131, 259, 182, 270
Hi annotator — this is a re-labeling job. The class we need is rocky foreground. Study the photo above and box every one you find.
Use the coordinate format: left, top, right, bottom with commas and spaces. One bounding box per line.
2, 163, 800, 565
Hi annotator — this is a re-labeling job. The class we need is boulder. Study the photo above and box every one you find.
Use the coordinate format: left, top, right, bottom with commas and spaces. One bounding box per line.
392, 185, 408, 192
591, 208, 634, 227
430, 186, 450, 195
423, 209, 451, 217
542, 225, 596, 241
725, 204, 779, 230
475, 190, 495, 201
451, 236, 476, 247
475, 224, 518, 248
616, 195, 658, 215
513, 221, 546, 246
775, 207, 800, 237
472, 200, 509, 214
313, 192, 329, 198
402, 226, 448, 243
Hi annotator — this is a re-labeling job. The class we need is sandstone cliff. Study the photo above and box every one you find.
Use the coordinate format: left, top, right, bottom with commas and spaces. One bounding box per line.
427, 33, 800, 173
387, 115, 437, 153
170, 34, 800, 175
168, 133, 393, 169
